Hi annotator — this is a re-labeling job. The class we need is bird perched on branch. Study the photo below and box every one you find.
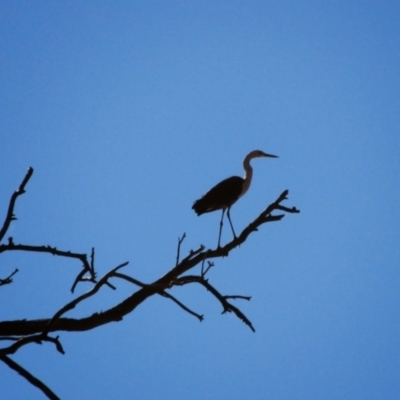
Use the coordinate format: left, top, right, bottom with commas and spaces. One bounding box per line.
192, 150, 278, 248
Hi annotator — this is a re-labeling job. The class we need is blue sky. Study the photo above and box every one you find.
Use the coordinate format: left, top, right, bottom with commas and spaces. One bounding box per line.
1, 2, 399, 399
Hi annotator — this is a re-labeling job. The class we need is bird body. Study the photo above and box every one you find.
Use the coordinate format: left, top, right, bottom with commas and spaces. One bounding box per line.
192, 176, 244, 215
192, 150, 278, 247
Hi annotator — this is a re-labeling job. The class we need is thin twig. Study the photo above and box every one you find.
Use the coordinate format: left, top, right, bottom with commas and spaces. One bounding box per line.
0, 268, 19, 287
0, 355, 60, 400
203, 261, 214, 276
160, 291, 204, 322
275, 204, 300, 213
43, 262, 129, 335
113, 272, 146, 288
90, 247, 95, 276
0, 243, 92, 271
0, 243, 97, 292
181, 244, 205, 264
175, 233, 186, 266
70, 268, 89, 293
0, 334, 64, 356
200, 258, 206, 276
0, 167, 34, 243
200, 258, 214, 276
224, 295, 252, 301
174, 275, 255, 332
198, 278, 255, 332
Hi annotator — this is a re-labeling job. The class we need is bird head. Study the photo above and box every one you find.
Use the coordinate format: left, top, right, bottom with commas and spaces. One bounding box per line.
248, 150, 278, 159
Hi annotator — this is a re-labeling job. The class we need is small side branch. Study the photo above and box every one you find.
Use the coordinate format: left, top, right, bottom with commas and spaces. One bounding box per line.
0, 334, 64, 356
181, 245, 205, 264
196, 277, 255, 332
0, 268, 18, 287
174, 275, 255, 332
175, 233, 186, 266
261, 190, 300, 217
89, 247, 96, 276
0, 355, 60, 400
0, 243, 96, 291
114, 272, 204, 322
160, 291, 204, 322
0, 167, 34, 243
224, 295, 252, 301
201, 260, 214, 277
43, 262, 129, 335
0, 243, 91, 270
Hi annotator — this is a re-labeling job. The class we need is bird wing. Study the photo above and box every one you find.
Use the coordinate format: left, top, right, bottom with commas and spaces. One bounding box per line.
192, 176, 244, 215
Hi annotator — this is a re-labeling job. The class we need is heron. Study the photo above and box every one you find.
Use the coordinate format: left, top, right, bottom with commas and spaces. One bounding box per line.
192, 150, 278, 248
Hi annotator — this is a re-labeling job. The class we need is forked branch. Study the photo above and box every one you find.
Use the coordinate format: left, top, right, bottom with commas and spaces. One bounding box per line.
0, 189, 299, 338
0, 169, 299, 399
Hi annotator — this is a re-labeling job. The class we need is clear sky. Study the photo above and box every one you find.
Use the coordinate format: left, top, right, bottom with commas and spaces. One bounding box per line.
1, 2, 399, 399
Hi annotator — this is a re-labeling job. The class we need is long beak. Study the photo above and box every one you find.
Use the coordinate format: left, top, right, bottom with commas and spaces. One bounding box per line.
262, 152, 278, 158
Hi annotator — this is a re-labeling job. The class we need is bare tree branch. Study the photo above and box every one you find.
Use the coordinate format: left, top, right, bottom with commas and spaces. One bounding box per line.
0, 268, 18, 287
159, 291, 204, 322
0, 167, 34, 243
0, 243, 93, 278
0, 355, 60, 400
175, 233, 186, 266
0, 169, 300, 398
113, 272, 147, 288
114, 272, 204, 321
0, 333, 64, 356
174, 275, 255, 331
224, 295, 252, 301
201, 260, 214, 276
181, 244, 205, 264
0, 189, 299, 337
43, 262, 129, 336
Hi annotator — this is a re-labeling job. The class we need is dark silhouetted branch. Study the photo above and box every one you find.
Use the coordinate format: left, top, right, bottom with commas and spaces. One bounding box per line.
201, 260, 214, 276
175, 233, 186, 266
114, 272, 203, 321
0, 167, 34, 243
0, 355, 60, 400
0, 189, 299, 337
0, 333, 64, 356
174, 275, 255, 331
0, 268, 18, 287
160, 291, 204, 322
0, 243, 94, 286
1, 170, 299, 397
43, 262, 129, 336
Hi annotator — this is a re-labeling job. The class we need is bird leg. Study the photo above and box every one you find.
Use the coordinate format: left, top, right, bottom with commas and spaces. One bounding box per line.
227, 207, 237, 240
217, 209, 226, 248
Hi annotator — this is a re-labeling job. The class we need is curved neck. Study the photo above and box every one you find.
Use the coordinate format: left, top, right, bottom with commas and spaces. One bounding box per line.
241, 156, 253, 197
